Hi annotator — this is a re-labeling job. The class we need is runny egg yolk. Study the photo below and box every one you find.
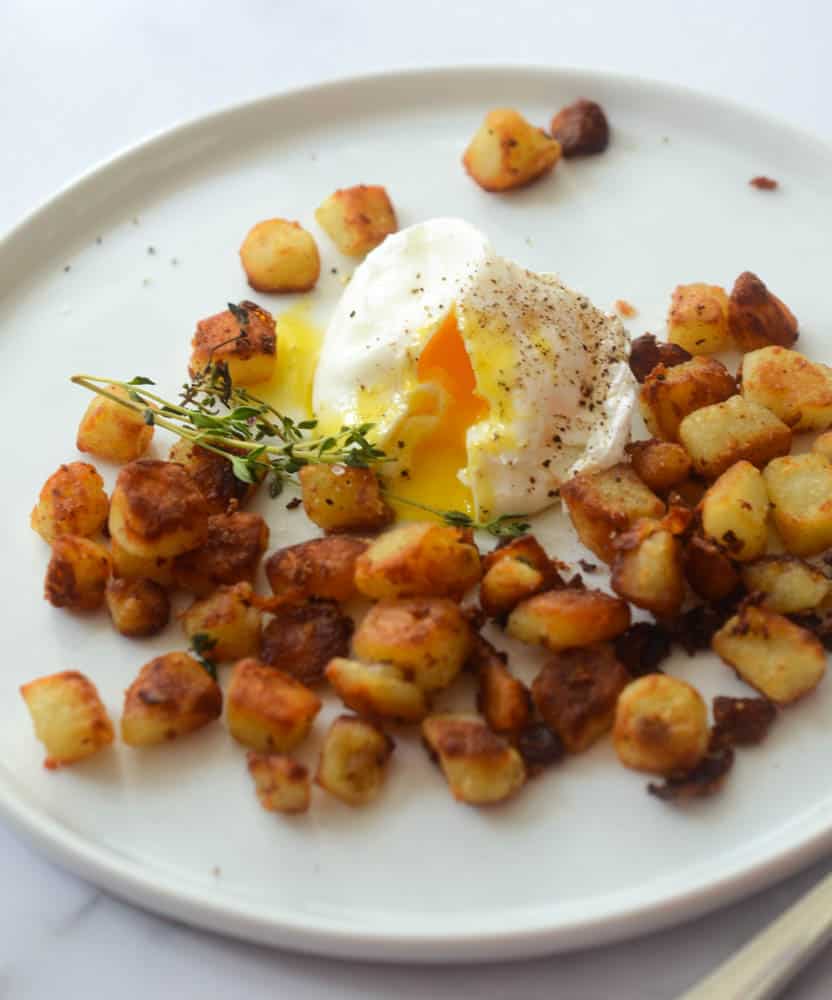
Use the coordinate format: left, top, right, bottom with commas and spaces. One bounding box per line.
259, 303, 322, 418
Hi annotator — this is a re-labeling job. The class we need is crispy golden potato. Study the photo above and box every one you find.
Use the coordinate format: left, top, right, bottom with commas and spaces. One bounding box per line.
354, 521, 481, 600
679, 395, 791, 480
713, 605, 825, 704
480, 557, 547, 619
763, 453, 832, 556
610, 521, 685, 617
613, 674, 709, 775
20, 671, 114, 769
31, 462, 109, 544
227, 658, 321, 753
700, 460, 770, 561
105, 577, 170, 637
531, 644, 629, 753
481, 535, 554, 575
422, 714, 525, 805
121, 652, 222, 746
168, 440, 259, 514
181, 582, 262, 661
628, 333, 692, 384
246, 752, 310, 814
353, 597, 472, 692
462, 109, 561, 192
741, 556, 829, 613
550, 98, 609, 157
315, 185, 397, 256
299, 463, 393, 534
325, 657, 428, 723
667, 283, 732, 355
261, 600, 353, 685
265, 536, 367, 603
44, 535, 111, 611
626, 439, 692, 495
639, 357, 737, 442
728, 271, 798, 352
560, 464, 665, 564
316, 714, 394, 805
189, 301, 276, 385
683, 535, 741, 602
507, 588, 631, 650
239, 218, 320, 293
741, 346, 832, 431
76, 384, 153, 463
110, 537, 175, 587
172, 511, 269, 596
476, 650, 531, 735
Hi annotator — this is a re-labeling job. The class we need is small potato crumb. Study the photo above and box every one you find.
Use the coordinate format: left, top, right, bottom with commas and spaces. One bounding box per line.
315, 185, 397, 256
240, 219, 320, 293
247, 752, 310, 814
21, 671, 114, 769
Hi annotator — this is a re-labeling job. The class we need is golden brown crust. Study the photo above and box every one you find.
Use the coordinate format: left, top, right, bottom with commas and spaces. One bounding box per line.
239, 219, 320, 293
316, 714, 395, 805
299, 464, 394, 534
683, 535, 741, 602
246, 752, 311, 813
228, 658, 322, 754
610, 521, 685, 618
76, 386, 154, 463
462, 109, 561, 192
639, 357, 737, 442
31, 461, 109, 544
728, 271, 798, 351
172, 511, 269, 596
265, 536, 368, 603
189, 302, 276, 376
105, 576, 170, 637
315, 186, 398, 256
626, 439, 692, 494
261, 600, 353, 685
44, 535, 111, 611
550, 98, 609, 156
476, 655, 531, 734
168, 440, 259, 514
507, 587, 631, 650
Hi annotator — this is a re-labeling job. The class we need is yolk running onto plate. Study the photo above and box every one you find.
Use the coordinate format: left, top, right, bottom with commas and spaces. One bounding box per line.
259, 303, 322, 418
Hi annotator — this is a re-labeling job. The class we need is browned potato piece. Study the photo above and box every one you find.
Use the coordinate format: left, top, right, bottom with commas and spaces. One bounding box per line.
679, 396, 791, 480
812, 431, 832, 462
227, 658, 321, 753
76, 385, 154, 463
476, 653, 531, 735
713, 605, 825, 704
531, 644, 629, 753
168, 440, 258, 514
626, 439, 692, 494
353, 598, 472, 692
354, 522, 481, 600
728, 271, 798, 352
639, 357, 737, 442
560, 464, 665, 564
44, 535, 111, 611
741, 346, 832, 431
741, 556, 829, 613
550, 98, 609, 157
628, 333, 692, 384
109, 460, 209, 559
667, 283, 732, 355
121, 652, 222, 746
181, 582, 262, 661
763, 453, 832, 556
422, 714, 525, 805
683, 535, 741, 602
105, 577, 170, 637
172, 511, 269, 596
315, 185, 397, 256
610, 521, 685, 618
31, 462, 109, 544
325, 658, 428, 723
462, 109, 561, 192
613, 674, 709, 775
480, 535, 555, 576
299, 463, 393, 534
480, 557, 547, 618
239, 218, 320, 293
265, 536, 368, 603
20, 671, 114, 769
316, 714, 394, 805
246, 752, 310, 814
507, 588, 631, 651
189, 301, 276, 385
700, 460, 770, 561
110, 537, 175, 587
261, 601, 353, 685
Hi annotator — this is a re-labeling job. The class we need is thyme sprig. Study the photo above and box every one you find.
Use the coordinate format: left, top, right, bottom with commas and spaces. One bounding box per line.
190, 633, 218, 681
385, 493, 531, 539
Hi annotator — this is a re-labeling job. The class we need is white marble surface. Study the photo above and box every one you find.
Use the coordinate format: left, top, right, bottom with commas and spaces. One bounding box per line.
2, 1, 832, 996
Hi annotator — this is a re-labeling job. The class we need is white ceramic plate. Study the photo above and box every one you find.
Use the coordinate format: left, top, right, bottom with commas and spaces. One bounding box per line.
2, 66, 832, 963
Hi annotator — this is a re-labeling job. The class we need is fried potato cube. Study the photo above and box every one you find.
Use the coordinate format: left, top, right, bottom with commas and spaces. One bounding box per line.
679, 395, 791, 480
479, 557, 546, 618
76, 384, 153, 463
31, 461, 109, 544
728, 271, 798, 352
246, 752, 310, 814
507, 588, 631, 651
462, 109, 561, 192
683, 535, 741, 602
109, 460, 209, 559
325, 658, 428, 723
315, 185, 397, 256
531, 644, 629, 753
265, 536, 367, 603
20, 671, 114, 769
741, 346, 832, 431
316, 714, 394, 805
628, 333, 692, 384
741, 556, 829, 613
261, 600, 353, 685
700, 460, 770, 561
181, 582, 262, 661
476, 650, 531, 735
227, 658, 321, 752
353, 597, 472, 692
613, 674, 709, 775
299, 463, 393, 534
667, 283, 732, 355
763, 453, 832, 556
121, 652, 222, 746
480, 534, 554, 575
239, 218, 320, 293
422, 714, 525, 805
549, 98, 609, 157
610, 521, 684, 617
189, 301, 276, 385
44, 535, 111, 611
168, 440, 259, 514
639, 357, 737, 442
105, 576, 170, 637
172, 511, 269, 596
354, 521, 481, 600
626, 439, 692, 495
110, 537, 175, 587
713, 605, 825, 704
560, 464, 665, 564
